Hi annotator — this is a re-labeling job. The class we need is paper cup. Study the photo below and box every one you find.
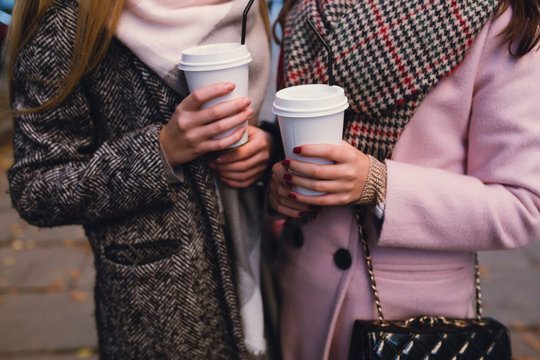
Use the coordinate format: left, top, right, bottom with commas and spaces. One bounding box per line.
179, 43, 252, 148
272, 84, 349, 195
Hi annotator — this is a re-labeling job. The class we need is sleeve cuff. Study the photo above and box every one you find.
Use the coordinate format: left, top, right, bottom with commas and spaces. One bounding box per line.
353, 155, 387, 219
159, 144, 184, 184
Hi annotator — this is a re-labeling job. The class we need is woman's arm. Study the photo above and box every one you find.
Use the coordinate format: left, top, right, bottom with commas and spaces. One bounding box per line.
7, 4, 168, 227
378, 25, 540, 252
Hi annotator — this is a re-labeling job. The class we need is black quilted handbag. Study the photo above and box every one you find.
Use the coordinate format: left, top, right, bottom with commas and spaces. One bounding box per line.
349, 224, 512, 360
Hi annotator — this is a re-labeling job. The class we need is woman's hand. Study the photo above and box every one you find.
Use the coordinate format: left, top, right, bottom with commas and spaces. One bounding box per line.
159, 82, 252, 166
269, 141, 370, 218
209, 125, 273, 188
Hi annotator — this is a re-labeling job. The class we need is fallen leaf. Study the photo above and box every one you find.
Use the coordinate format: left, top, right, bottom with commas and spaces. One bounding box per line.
8, 223, 24, 237
70, 290, 89, 303
82, 242, 92, 253
63, 238, 74, 248
76, 348, 95, 358
521, 331, 540, 352
70, 269, 81, 281
10, 239, 23, 250
0, 146, 13, 170
512, 321, 527, 331
478, 265, 491, 282
45, 279, 66, 293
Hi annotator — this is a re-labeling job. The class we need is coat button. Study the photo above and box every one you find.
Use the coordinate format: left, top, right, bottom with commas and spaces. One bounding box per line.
334, 248, 352, 270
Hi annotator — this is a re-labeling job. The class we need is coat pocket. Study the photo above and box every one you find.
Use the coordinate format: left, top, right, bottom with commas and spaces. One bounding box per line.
104, 240, 181, 266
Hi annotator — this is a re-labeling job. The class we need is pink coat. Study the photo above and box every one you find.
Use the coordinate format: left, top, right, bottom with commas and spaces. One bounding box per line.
272, 9, 540, 360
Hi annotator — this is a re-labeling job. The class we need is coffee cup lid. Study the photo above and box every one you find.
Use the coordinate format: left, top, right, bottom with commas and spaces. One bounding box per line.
272, 84, 349, 118
179, 43, 252, 71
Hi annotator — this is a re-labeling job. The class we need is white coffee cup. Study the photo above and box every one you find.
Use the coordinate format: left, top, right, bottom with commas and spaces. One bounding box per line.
272, 84, 349, 195
179, 43, 252, 148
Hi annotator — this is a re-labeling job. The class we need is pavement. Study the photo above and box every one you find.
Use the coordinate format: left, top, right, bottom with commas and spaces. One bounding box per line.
0, 74, 539, 360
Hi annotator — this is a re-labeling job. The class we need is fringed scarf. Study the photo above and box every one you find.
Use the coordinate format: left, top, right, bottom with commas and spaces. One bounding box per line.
282, 0, 499, 160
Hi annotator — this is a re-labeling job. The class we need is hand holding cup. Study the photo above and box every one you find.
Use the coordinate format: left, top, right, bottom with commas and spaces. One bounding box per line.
179, 42, 252, 149
209, 125, 274, 188
159, 82, 252, 166
269, 141, 370, 218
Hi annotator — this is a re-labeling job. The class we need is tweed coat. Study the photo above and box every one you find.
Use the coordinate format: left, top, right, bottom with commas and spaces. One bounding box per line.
8, 0, 252, 358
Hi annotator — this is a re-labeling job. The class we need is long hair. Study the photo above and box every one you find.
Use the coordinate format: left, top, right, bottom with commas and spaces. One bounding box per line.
273, 0, 540, 57
5, 0, 125, 112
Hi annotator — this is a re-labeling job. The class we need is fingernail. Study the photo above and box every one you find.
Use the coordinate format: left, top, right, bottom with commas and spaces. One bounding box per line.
283, 173, 292, 181
243, 97, 251, 105
282, 159, 290, 167
299, 211, 308, 217
225, 83, 235, 91
288, 192, 297, 199
293, 147, 302, 154
286, 181, 294, 189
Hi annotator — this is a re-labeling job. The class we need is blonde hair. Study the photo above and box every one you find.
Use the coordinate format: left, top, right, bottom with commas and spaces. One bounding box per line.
6, 0, 125, 112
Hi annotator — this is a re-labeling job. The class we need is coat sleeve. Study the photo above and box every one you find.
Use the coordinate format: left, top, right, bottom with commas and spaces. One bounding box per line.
378, 13, 540, 251
8, 2, 174, 227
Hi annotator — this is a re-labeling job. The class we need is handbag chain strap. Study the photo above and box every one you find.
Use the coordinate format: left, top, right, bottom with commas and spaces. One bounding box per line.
356, 212, 483, 323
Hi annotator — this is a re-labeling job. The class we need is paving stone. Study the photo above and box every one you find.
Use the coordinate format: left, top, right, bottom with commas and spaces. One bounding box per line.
481, 263, 540, 326
17, 225, 87, 244
0, 355, 98, 360
479, 244, 540, 327
0, 215, 86, 247
511, 330, 540, 359
480, 242, 540, 271
524, 241, 540, 265
74, 253, 96, 291
0, 247, 91, 291
0, 172, 13, 211
0, 293, 97, 354
0, 210, 29, 244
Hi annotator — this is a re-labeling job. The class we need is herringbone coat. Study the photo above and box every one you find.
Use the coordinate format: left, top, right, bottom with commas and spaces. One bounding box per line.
8, 0, 249, 358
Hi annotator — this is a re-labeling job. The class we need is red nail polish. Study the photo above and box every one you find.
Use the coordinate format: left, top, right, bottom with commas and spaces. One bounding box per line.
299, 211, 307, 217
288, 193, 297, 199
286, 181, 294, 189
293, 147, 302, 154
282, 159, 290, 167
283, 173, 292, 181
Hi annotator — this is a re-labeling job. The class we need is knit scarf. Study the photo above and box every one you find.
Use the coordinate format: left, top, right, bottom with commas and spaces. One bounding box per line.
282, 0, 499, 160
115, 0, 270, 120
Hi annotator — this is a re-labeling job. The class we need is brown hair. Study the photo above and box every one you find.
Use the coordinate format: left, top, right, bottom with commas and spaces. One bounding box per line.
5, 0, 125, 112
272, 0, 540, 57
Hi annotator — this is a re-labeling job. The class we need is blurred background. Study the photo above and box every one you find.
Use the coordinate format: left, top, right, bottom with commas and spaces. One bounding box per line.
0, 0, 539, 359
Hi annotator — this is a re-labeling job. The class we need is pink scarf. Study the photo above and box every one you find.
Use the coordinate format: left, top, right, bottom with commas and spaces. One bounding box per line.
115, 0, 270, 119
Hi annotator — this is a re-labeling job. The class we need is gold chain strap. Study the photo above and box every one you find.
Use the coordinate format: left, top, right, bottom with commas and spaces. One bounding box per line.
474, 252, 483, 320
356, 211, 483, 323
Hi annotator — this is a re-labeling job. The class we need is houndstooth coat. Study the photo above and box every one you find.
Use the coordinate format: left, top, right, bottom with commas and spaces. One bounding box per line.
8, 0, 250, 358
